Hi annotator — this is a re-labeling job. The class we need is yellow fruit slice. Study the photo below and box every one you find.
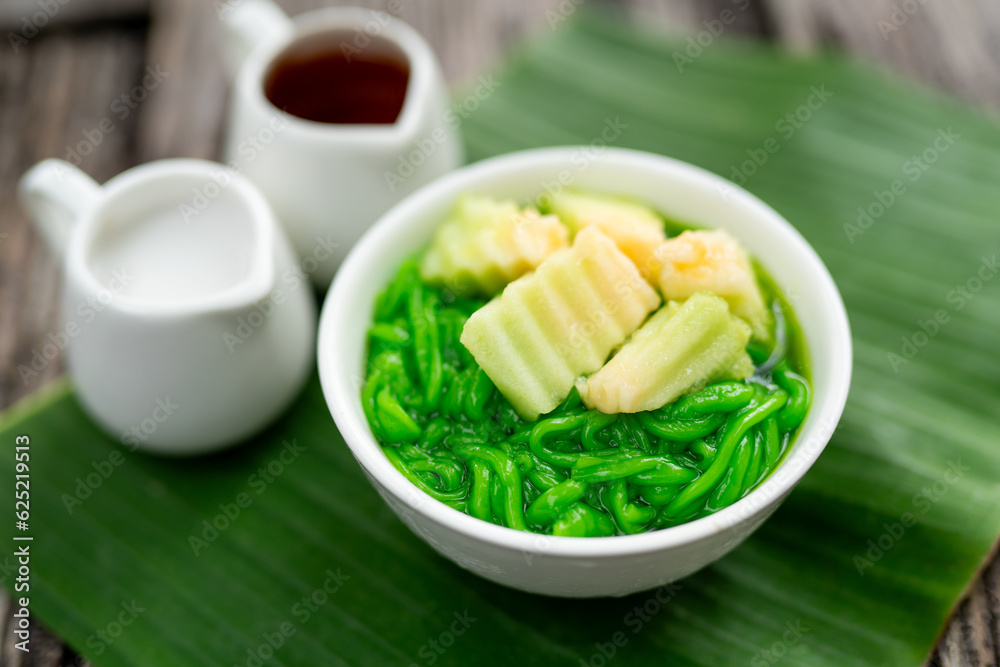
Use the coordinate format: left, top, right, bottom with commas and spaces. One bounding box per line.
546, 190, 666, 279
578, 292, 754, 413
461, 227, 660, 420
420, 195, 568, 297
654, 229, 770, 339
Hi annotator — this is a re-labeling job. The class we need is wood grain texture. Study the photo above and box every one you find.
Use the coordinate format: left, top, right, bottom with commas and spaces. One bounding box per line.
136, 0, 228, 161
0, 0, 148, 33
0, 28, 146, 407
0, 21, 148, 667
0, 0, 998, 665
762, 0, 1000, 111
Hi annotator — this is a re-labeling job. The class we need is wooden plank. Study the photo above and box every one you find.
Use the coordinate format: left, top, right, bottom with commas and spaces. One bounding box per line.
0, 24, 146, 667
761, 0, 1000, 111
1, 1, 999, 666
0, 29, 146, 408
0, 0, 148, 32
136, 0, 227, 161
621, 0, 770, 38
942, 557, 1000, 665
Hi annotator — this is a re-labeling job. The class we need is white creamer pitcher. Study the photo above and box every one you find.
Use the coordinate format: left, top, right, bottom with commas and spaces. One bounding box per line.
19, 158, 316, 454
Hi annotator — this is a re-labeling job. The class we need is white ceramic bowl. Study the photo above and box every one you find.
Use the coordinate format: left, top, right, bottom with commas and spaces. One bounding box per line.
318, 147, 851, 598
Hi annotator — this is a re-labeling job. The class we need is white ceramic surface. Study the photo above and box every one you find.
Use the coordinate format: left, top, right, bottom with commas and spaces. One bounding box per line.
19, 158, 316, 455
220, 0, 462, 288
318, 147, 852, 597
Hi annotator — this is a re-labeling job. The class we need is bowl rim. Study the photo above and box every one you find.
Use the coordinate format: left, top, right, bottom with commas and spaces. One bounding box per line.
318, 146, 852, 558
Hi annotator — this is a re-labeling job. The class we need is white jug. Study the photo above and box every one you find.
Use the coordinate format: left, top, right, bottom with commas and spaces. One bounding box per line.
19, 158, 316, 454
220, 0, 463, 287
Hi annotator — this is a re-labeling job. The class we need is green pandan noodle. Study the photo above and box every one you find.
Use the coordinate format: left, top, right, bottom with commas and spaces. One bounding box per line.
362, 191, 810, 536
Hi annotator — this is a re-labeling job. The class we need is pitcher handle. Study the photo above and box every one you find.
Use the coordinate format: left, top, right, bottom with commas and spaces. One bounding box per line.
18, 159, 101, 261
219, 0, 294, 79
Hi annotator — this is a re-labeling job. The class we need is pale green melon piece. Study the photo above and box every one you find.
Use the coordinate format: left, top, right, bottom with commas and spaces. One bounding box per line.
712, 351, 756, 382
517, 259, 605, 365
547, 190, 666, 279
419, 195, 568, 297
578, 292, 753, 413
460, 227, 661, 420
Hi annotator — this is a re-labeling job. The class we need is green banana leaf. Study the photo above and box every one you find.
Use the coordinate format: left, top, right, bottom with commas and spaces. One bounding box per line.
3, 14, 1000, 667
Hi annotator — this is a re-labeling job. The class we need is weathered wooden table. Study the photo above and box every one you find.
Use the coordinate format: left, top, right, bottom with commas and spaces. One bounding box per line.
1, 0, 998, 664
